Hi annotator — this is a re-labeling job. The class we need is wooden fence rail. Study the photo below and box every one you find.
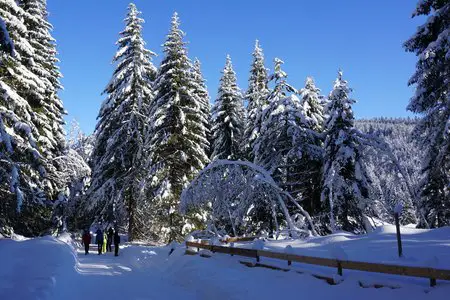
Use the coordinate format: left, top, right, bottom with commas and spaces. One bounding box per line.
185, 241, 450, 287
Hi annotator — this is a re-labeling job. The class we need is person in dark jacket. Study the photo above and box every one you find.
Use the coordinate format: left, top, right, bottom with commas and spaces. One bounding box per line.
114, 230, 120, 256
107, 227, 114, 252
96, 229, 104, 255
81, 230, 91, 255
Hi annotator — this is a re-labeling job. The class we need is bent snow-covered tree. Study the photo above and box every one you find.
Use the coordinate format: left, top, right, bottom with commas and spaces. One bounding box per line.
87, 3, 156, 240
404, 0, 449, 227
180, 160, 317, 238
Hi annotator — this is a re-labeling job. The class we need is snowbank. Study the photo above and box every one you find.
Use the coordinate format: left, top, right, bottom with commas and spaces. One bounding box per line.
0, 235, 77, 300
233, 225, 450, 269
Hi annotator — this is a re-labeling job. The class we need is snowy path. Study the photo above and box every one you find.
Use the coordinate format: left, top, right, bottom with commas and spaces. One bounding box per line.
52, 245, 197, 300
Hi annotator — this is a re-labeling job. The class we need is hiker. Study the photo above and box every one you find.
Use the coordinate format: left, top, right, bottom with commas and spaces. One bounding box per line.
81, 230, 91, 255
102, 231, 107, 253
114, 230, 120, 257
107, 227, 114, 252
96, 229, 103, 255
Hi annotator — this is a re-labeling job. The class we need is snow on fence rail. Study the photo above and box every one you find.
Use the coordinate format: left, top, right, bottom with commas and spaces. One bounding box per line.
185, 241, 450, 287
221, 236, 258, 243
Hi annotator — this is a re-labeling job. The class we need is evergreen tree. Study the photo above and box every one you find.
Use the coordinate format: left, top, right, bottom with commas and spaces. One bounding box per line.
0, 0, 51, 236
20, 0, 66, 201
192, 58, 212, 156
253, 58, 297, 175
254, 60, 323, 216
146, 13, 209, 242
243, 40, 269, 160
296, 77, 325, 214
252, 58, 299, 234
321, 71, 370, 233
211, 55, 245, 160
404, 0, 449, 227
87, 3, 156, 240
300, 77, 325, 132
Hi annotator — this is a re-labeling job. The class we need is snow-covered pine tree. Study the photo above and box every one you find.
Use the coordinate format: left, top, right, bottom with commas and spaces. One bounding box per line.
19, 0, 66, 201
87, 3, 156, 240
251, 58, 299, 234
404, 0, 449, 227
253, 58, 298, 177
211, 55, 245, 160
63, 120, 92, 231
300, 77, 325, 132
254, 59, 323, 226
243, 40, 269, 160
192, 58, 212, 156
67, 119, 95, 163
145, 12, 209, 242
0, 0, 52, 236
321, 71, 370, 233
296, 77, 325, 214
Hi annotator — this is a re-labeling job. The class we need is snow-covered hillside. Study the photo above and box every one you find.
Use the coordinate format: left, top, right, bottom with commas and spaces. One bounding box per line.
0, 227, 449, 300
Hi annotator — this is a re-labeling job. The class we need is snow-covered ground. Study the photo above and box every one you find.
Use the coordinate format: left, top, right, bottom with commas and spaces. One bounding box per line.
0, 226, 449, 300
237, 225, 450, 268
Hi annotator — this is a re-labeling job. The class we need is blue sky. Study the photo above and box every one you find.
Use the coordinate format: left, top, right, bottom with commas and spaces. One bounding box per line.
47, 0, 423, 134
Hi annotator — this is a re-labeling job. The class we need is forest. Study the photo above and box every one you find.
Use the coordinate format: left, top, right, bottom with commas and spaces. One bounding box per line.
0, 0, 448, 243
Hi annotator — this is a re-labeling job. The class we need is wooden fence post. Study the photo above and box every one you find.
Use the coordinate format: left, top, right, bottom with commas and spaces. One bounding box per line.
394, 211, 403, 258
337, 261, 343, 276
430, 278, 437, 287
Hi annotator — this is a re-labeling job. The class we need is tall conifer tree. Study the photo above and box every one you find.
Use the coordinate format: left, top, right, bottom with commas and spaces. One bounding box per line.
243, 40, 269, 160
20, 0, 66, 200
321, 71, 370, 233
404, 0, 449, 227
211, 55, 245, 160
0, 0, 53, 235
192, 58, 212, 156
297, 77, 325, 214
146, 13, 209, 242
253, 58, 297, 176
88, 3, 156, 240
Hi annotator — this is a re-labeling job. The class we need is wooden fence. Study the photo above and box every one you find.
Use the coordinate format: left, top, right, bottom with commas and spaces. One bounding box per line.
185, 241, 450, 287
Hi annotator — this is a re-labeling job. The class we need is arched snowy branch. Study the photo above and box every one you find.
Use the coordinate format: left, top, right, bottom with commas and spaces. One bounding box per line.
180, 160, 317, 237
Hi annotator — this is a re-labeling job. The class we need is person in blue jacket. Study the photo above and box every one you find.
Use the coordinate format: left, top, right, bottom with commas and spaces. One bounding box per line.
114, 230, 120, 256
96, 229, 104, 255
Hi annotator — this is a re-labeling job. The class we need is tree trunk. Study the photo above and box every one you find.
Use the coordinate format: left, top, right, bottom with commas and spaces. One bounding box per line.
127, 191, 135, 242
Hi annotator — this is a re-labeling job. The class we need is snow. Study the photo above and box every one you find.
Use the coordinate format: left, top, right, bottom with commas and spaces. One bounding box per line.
236, 225, 450, 269
0, 227, 449, 300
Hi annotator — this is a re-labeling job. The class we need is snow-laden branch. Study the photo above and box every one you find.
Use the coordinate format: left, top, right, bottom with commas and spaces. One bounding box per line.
354, 129, 429, 228
180, 159, 317, 238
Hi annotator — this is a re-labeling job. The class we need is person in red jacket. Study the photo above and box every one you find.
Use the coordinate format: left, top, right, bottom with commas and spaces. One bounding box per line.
82, 230, 91, 255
